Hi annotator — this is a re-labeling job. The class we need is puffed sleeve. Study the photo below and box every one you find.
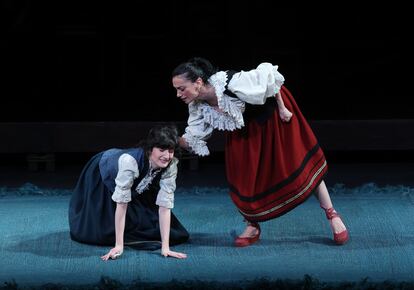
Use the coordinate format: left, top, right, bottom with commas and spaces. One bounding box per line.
111, 153, 139, 203
227, 62, 285, 105
156, 157, 179, 209
182, 102, 214, 156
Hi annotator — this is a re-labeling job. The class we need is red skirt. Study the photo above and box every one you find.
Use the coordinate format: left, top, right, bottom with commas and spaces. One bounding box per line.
225, 86, 327, 222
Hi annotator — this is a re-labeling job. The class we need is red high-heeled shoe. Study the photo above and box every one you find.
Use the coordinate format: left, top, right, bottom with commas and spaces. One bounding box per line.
322, 206, 349, 245
234, 222, 261, 247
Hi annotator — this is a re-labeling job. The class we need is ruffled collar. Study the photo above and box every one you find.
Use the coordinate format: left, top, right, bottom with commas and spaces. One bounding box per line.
195, 71, 245, 131
135, 161, 161, 194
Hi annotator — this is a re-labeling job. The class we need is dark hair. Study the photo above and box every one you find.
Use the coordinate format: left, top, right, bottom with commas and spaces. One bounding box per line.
140, 125, 179, 155
172, 57, 218, 84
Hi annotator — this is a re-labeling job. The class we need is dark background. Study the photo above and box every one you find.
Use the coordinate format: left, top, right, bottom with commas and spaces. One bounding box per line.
2, 1, 413, 122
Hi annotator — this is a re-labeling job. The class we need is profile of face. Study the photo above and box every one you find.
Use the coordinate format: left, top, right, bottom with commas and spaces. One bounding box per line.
172, 75, 202, 104
149, 147, 174, 169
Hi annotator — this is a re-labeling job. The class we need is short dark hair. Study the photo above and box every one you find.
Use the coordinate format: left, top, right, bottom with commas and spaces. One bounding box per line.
140, 125, 179, 155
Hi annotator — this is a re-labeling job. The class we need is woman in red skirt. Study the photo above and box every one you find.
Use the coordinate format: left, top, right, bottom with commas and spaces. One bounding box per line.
172, 57, 349, 247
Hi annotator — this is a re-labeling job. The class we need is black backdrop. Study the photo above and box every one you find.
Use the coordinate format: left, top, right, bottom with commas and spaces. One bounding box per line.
2, 1, 413, 122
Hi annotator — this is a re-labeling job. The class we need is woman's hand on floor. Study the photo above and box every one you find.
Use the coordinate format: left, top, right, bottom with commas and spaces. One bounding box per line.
161, 248, 187, 259
101, 246, 123, 261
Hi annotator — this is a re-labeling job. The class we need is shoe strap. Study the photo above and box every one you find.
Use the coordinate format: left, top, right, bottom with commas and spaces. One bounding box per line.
322, 207, 340, 220
243, 219, 260, 230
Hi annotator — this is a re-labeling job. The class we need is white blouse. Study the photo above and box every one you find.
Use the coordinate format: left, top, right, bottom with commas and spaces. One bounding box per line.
182, 62, 285, 156
111, 153, 178, 209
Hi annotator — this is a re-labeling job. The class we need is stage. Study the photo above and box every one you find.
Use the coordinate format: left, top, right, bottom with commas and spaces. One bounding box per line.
1, 159, 413, 289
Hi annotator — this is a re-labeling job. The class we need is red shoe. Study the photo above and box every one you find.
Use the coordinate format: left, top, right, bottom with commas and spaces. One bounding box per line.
322, 206, 349, 245
234, 222, 261, 247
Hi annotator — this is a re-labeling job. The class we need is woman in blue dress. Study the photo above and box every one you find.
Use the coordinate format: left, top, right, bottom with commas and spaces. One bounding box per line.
68, 125, 189, 260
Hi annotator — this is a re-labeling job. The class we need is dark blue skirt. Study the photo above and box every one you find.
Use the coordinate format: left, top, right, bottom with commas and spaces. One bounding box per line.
68, 152, 189, 250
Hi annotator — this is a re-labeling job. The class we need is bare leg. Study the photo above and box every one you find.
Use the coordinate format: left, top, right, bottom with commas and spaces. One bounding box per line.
315, 180, 347, 234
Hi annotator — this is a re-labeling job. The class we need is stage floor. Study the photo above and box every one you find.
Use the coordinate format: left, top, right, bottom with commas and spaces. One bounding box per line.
1, 183, 413, 287
1, 152, 414, 287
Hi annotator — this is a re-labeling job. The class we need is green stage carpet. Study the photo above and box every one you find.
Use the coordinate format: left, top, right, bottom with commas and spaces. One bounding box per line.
0, 183, 413, 289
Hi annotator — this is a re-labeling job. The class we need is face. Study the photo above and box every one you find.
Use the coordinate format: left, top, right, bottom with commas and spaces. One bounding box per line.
149, 147, 174, 169
172, 75, 202, 104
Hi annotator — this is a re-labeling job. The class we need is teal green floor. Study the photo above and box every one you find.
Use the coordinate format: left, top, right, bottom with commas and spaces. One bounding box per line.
0, 183, 413, 286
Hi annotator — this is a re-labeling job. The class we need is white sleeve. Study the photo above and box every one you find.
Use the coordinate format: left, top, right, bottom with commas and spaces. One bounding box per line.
182, 102, 214, 156
111, 153, 139, 203
227, 62, 285, 105
156, 157, 178, 209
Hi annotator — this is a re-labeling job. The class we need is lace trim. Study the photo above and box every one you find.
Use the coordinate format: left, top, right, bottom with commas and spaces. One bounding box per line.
182, 133, 210, 156
206, 71, 245, 130
135, 165, 161, 194
199, 104, 241, 131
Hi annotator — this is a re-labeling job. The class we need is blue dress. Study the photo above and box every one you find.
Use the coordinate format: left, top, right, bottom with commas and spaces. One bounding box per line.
68, 148, 189, 250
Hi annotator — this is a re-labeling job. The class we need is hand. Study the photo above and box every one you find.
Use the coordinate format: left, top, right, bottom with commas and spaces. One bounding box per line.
161, 247, 187, 259
101, 246, 123, 261
279, 107, 293, 122
178, 137, 189, 149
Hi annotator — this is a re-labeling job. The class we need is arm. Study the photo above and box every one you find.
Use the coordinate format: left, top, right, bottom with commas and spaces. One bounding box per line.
101, 153, 138, 261
227, 62, 285, 105
101, 202, 127, 261
178, 136, 189, 150
114, 202, 127, 247
156, 158, 187, 259
275, 92, 293, 122
159, 206, 187, 259
181, 103, 214, 156
227, 63, 291, 121
159, 206, 170, 252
